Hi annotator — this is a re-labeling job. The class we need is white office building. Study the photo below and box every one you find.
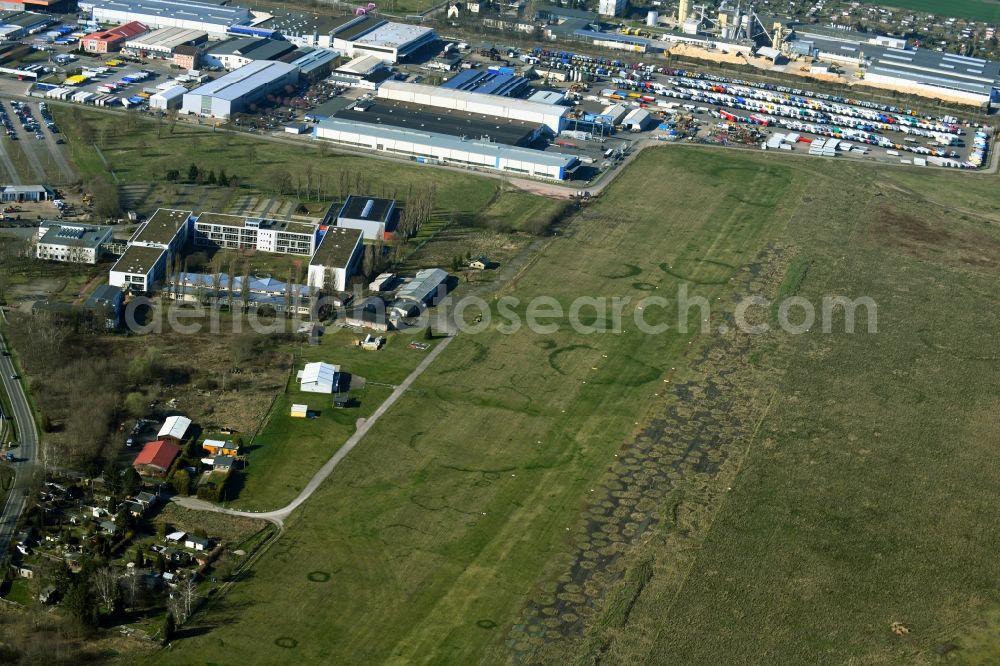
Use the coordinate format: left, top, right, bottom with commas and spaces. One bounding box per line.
109, 208, 191, 292
35, 223, 113, 264
193, 212, 318, 255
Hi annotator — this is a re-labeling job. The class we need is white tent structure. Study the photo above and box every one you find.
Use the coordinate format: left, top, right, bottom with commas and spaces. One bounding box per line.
157, 415, 191, 441
297, 362, 340, 394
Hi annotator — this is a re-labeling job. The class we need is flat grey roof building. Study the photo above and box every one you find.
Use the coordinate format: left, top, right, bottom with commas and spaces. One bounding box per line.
339, 196, 394, 224
315, 117, 579, 173
205, 36, 297, 62
123, 26, 207, 52
132, 208, 191, 246
38, 223, 112, 250
310, 226, 364, 269
334, 99, 543, 146
111, 244, 168, 276
794, 33, 1000, 100
255, 10, 357, 37
396, 268, 449, 305
185, 60, 299, 102
84, 0, 250, 29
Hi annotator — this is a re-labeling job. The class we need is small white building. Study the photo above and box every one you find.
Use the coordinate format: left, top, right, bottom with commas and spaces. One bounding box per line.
297, 362, 340, 394
158, 415, 192, 442
149, 85, 186, 110
622, 108, 653, 132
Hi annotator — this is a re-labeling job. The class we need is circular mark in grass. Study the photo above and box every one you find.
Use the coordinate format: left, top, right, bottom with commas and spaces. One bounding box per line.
307, 571, 331, 582
483, 471, 500, 481
659, 259, 734, 285
275, 637, 299, 649
476, 619, 498, 629
631, 282, 657, 291
474, 480, 492, 488
603, 263, 642, 279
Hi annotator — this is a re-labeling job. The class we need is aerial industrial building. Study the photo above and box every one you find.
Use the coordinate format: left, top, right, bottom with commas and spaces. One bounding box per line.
340, 21, 436, 62
286, 47, 340, 82
181, 60, 299, 119
81, 20, 147, 53
149, 84, 186, 110
391, 268, 449, 317
0, 11, 54, 40
247, 11, 436, 63
202, 36, 297, 71
122, 26, 206, 57
328, 54, 390, 89
377, 81, 570, 134
80, 0, 252, 36
791, 27, 1000, 105
441, 68, 530, 97
334, 98, 546, 147
314, 118, 579, 181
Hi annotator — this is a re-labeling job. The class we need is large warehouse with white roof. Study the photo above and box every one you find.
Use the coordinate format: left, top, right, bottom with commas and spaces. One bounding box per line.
80, 0, 251, 36
339, 22, 437, 62
182, 60, 299, 119
376, 81, 571, 134
314, 118, 578, 180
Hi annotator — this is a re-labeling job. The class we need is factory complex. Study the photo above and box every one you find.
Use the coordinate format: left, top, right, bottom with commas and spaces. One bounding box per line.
74, 0, 434, 61
527, 1, 1000, 108
314, 117, 579, 180
5, 0, 995, 183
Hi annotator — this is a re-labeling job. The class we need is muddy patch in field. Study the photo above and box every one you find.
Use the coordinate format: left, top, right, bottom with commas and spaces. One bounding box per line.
872, 205, 1000, 272
508, 246, 791, 662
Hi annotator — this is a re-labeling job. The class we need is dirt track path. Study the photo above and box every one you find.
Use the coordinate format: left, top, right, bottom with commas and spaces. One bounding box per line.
172, 329, 456, 526
0, 138, 21, 185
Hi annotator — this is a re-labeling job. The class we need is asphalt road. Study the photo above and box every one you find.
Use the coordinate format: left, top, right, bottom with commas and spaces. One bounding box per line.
0, 321, 40, 566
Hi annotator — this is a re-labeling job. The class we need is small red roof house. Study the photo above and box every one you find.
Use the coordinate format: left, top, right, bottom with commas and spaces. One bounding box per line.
132, 440, 180, 477
82, 21, 148, 54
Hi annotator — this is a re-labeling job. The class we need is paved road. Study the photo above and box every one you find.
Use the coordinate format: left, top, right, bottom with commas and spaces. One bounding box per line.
174, 331, 456, 526
0, 320, 40, 566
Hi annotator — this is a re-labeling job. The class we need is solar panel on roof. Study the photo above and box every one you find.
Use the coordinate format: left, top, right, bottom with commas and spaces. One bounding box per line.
55, 227, 86, 240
